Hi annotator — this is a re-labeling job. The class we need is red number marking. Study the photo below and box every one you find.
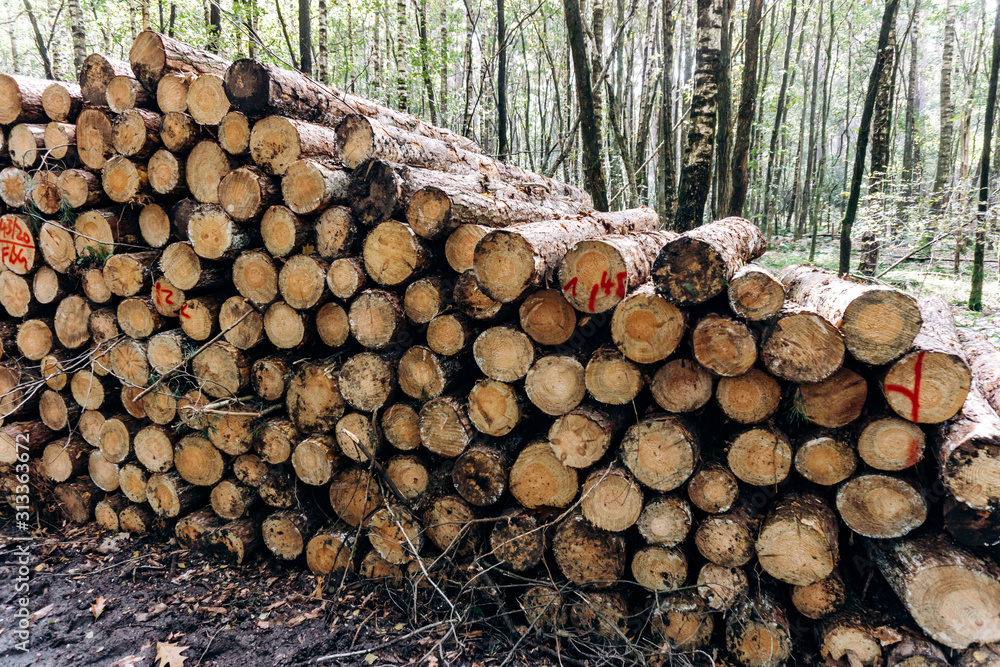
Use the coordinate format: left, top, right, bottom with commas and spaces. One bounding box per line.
599, 271, 615, 296
884, 350, 925, 422
0, 214, 34, 271
155, 281, 175, 306
562, 277, 578, 297
588, 282, 600, 312
615, 272, 627, 298
179, 303, 192, 320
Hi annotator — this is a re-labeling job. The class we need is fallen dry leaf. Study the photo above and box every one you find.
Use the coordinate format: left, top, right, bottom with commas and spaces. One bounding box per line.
156, 641, 189, 667
108, 655, 145, 667
91, 596, 106, 620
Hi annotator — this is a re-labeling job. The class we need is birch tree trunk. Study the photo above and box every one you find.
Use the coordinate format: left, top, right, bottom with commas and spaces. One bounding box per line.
674, 0, 723, 231
713, 0, 733, 217
318, 0, 328, 82
930, 0, 956, 216
900, 0, 920, 216
67, 0, 87, 76
761, 0, 797, 236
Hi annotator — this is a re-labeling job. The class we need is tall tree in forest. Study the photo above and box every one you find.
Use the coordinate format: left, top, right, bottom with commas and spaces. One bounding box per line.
675, 0, 723, 231
869, 24, 896, 192
761, 0, 797, 235
591, 0, 605, 160
713, 0, 733, 216
22, 0, 54, 79
930, 0, 956, 214
397, 0, 408, 111
498, 0, 508, 158
299, 0, 313, 74
68, 0, 87, 75
439, 9, 449, 124
728, 0, 762, 217
207, 0, 222, 54
318, 0, 328, 82
659, 0, 677, 220
838, 0, 900, 276
900, 0, 920, 211
415, 0, 438, 124
795, 0, 823, 240
970, 0, 1000, 311
564, 0, 610, 210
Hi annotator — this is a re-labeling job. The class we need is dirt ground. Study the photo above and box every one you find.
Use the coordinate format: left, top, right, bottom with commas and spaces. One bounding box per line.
0, 511, 587, 667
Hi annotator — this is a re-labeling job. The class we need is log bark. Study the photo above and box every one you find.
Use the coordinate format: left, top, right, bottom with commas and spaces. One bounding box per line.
652, 217, 767, 305
474, 208, 660, 303
869, 533, 1000, 648
958, 329, 1000, 415
779, 264, 922, 364
0, 74, 49, 125
224, 58, 479, 152
882, 295, 972, 424
129, 30, 231, 91
79, 54, 133, 106
935, 383, 1000, 510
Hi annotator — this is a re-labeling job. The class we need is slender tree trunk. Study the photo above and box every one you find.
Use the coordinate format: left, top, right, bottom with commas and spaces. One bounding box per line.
633, 0, 660, 202
970, 0, 1000, 311
930, 0, 956, 215
275, 0, 298, 67
714, 0, 734, 217
22, 0, 54, 79
397, 0, 408, 111
659, 0, 676, 220
298, 0, 312, 74
440, 8, 448, 125
796, 0, 823, 241
67, 0, 87, 76
839, 0, 900, 276
497, 0, 507, 158
750, 4, 778, 216
48, 0, 65, 79
462, 7, 474, 136
592, 0, 605, 165
869, 25, 896, 193
674, 0, 723, 231
415, 0, 438, 125
4, 1, 20, 74
761, 0, 797, 236
318, 0, 328, 82
564, 0, 610, 210
169, 3, 177, 39
900, 0, 920, 215
728, 0, 762, 217
208, 0, 222, 55
141, 0, 151, 30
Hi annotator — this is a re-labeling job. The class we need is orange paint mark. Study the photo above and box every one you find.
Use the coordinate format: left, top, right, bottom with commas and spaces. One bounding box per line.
905, 437, 922, 468
885, 350, 926, 422
179, 303, 192, 320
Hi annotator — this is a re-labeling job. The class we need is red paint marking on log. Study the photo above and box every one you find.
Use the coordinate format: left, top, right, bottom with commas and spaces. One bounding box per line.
885, 350, 926, 422
615, 272, 627, 298
179, 303, 192, 320
562, 277, 578, 297
588, 281, 600, 312
905, 438, 922, 468
155, 281, 175, 306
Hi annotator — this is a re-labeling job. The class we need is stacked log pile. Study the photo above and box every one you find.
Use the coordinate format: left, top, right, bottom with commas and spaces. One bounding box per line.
2, 31, 1000, 663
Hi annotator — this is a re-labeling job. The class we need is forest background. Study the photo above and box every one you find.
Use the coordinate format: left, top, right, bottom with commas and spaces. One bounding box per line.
0, 0, 997, 322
